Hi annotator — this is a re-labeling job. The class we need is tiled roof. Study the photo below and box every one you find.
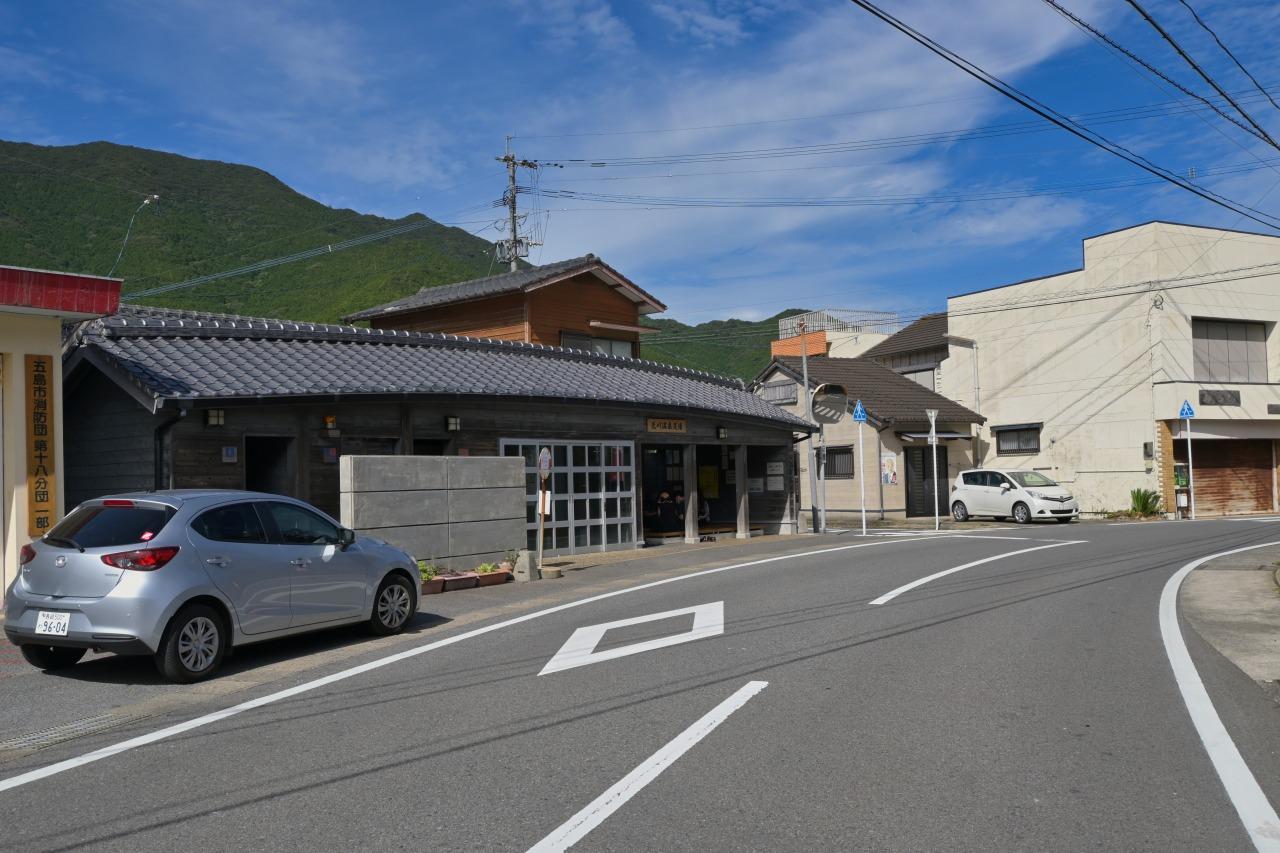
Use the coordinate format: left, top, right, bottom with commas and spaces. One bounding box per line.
862, 313, 948, 359
71, 306, 809, 429
770, 356, 983, 425
341, 254, 666, 322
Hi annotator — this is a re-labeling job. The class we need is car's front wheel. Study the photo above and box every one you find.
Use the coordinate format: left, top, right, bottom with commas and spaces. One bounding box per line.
1012, 502, 1032, 524
156, 604, 226, 683
370, 574, 415, 636
952, 501, 970, 522
20, 644, 86, 671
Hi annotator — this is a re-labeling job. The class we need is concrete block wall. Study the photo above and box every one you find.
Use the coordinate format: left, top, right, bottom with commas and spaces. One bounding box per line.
340, 455, 524, 570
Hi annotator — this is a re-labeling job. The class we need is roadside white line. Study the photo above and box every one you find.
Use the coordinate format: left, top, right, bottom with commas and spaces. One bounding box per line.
526, 680, 768, 853
1160, 543, 1280, 851
0, 536, 938, 795
869, 540, 1085, 605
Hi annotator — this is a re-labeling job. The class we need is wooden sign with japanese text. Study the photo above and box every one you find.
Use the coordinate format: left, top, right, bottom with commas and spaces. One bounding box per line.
26, 355, 56, 536
646, 417, 687, 434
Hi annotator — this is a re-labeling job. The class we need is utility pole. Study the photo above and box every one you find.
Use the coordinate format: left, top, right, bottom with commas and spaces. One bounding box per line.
800, 320, 820, 534
496, 137, 540, 272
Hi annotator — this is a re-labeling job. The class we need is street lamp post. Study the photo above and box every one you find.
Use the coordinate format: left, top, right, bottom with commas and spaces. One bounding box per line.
926, 409, 939, 532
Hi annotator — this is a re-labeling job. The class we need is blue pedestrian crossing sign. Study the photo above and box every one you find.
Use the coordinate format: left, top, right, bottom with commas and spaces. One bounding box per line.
1179, 400, 1195, 419
851, 399, 868, 423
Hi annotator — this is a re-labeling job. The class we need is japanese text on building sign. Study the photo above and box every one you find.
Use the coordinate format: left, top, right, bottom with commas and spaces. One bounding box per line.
646, 417, 687, 434
26, 355, 57, 536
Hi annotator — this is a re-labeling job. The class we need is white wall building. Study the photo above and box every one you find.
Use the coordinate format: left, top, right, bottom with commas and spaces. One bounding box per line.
940, 221, 1280, 516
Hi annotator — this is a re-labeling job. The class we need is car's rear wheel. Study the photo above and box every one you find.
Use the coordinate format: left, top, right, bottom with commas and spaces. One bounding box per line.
156, 604, 226, 683
1012, 502, 1031, 524
20, 644, 86, 671
951, 501, 970, 522
370, 574, 415, 636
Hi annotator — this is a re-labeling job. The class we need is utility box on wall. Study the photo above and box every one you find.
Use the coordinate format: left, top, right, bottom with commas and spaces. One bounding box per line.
339, 455, 524, 571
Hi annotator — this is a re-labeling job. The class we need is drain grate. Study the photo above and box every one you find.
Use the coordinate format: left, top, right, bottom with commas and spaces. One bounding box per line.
0, 712, 151, 753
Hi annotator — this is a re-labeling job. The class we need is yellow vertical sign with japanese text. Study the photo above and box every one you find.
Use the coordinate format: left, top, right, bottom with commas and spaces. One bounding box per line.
26, 355, 56, 536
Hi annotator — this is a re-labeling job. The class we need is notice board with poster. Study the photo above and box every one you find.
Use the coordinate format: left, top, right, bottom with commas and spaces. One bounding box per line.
26, 355, 56, 535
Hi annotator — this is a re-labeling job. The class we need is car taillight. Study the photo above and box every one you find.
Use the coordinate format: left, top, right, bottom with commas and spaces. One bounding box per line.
102, 499, 135, 507
19, 544, 36, 565
101, 546, 180, 571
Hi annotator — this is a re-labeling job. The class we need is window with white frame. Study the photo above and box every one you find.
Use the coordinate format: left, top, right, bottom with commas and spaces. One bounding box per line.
1192, 319, 1267, 382
561, 333, 634, 358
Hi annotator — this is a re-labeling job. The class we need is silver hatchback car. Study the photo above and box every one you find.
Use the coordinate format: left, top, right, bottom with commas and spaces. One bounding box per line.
4, 490, 419, 682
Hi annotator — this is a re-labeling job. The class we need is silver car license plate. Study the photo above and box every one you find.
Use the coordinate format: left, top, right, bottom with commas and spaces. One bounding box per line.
35, 611, 70, 636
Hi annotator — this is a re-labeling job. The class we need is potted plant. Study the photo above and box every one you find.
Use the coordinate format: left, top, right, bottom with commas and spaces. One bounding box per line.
418, 560, 445, 595
439, 565, 480, 591
475, 561, 512, 587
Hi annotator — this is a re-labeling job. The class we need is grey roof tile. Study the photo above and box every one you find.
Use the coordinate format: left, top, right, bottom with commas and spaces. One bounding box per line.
862, 313, 948, 359
771, 356, 983, 425
341, 254, 666, 322
76, 306, 808, 429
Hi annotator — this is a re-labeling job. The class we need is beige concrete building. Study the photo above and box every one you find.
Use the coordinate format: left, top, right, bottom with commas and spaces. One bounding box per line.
0, 266, 119, 605
940, 221, 1280, 517
754, 355, 983, 527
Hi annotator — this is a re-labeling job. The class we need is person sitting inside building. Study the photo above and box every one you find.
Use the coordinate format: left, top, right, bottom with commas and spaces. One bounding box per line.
655, 490, 678, 532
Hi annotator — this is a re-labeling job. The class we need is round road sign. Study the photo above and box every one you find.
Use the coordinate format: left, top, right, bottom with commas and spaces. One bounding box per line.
537, 447, 552, 481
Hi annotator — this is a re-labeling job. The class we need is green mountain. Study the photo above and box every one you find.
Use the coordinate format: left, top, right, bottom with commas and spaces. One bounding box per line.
0, 139, 800, 379
0, 140, 497, 320
640, 309, 809, 381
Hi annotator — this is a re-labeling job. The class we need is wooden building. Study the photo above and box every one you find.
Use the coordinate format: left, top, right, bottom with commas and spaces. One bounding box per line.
63, 306, 809, 556
342, 254, 665, 358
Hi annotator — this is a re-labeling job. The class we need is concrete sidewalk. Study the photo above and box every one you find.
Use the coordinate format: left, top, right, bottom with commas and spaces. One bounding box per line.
1181, 544, 1280, 703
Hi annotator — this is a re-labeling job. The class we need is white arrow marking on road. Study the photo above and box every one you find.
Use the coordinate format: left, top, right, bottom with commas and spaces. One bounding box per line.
527, 680, 768, 853
539, 602, 724, 676
1161, 542, 1280, 851
869, 540, 1086, 605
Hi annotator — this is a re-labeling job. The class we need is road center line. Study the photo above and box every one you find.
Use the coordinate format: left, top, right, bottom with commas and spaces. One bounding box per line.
0, 536, 933, 795
869, 540, 1085, 605
1159, 542, 1280, 851
526, 680, 768, 853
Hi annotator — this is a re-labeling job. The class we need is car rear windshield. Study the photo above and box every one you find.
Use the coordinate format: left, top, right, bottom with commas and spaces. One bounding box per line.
46, 504, 176, 548
1008, 471, 1058, 488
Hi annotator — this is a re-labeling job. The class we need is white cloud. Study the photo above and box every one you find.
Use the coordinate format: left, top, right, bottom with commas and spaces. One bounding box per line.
511, 0, 1105, 318
514, 0, 634, 52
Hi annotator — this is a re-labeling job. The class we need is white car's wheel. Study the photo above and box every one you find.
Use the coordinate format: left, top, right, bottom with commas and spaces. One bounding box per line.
1012, 502, 1032, 524
952, 501, 970, 522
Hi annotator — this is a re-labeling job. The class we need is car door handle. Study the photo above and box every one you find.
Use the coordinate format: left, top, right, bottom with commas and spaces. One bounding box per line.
290, 558, 311, 567
205, 556, 230, 568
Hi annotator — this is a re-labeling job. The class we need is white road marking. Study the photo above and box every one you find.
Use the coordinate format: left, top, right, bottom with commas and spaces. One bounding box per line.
526, 680, 768, 853
1228, 517, 1280, 523
1160, 542, 1280, 851
869, 540, 1085, 605
540, 602, 724, 676
0, 535, 938, 794
864, 528, 1018, 536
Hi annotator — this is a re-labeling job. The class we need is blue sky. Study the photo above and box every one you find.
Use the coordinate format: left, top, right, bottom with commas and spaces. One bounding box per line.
3, 0, 1280, 324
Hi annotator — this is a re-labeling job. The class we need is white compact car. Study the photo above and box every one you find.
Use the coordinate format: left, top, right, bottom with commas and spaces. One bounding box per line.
950, 469, 1079, 524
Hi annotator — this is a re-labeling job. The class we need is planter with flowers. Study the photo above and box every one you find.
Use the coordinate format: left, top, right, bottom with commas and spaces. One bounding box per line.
418, 560, 445, 595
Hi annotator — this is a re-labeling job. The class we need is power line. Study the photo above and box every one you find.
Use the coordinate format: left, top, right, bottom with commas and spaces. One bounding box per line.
843, 0, 1280, 231
107, 195, 160, 278
529, 155, 1280, 209
1039, 0, 1275, 148
123, 216, 501, 301
643, 256, 1280, 346
1174, 0, 1280, 114
1122, 0, 1280, 150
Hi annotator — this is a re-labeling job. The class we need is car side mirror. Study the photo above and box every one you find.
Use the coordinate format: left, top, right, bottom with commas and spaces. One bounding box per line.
1001, 483, 1012, 491
338, 527, 356, 549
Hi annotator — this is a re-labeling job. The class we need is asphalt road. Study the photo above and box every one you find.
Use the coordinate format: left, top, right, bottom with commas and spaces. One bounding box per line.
1, 519, 1279, 852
